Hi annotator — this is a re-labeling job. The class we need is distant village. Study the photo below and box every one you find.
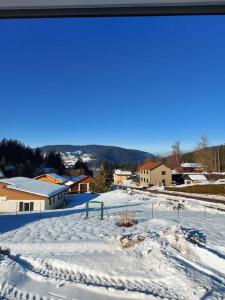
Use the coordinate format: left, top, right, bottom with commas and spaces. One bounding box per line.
0, 158, 225, 213
0, 137, 225, 213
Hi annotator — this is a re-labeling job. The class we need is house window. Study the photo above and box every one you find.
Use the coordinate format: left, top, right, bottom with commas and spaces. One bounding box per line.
19, 202, 23, 211
162, 171, 166, 175
30, 202, 34, 211
24, 203, 29, 211
49, 198, 52, 205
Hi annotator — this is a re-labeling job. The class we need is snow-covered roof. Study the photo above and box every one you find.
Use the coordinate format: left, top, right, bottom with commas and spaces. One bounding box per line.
65, 181, 75, 186
0, 177, 68, 197
46, 173, 68, 183
66, 175, 88, 185
181, 163, 203, 168
114, 169, 132, 176
172, 170, 178, 174
187, 174, 208, 182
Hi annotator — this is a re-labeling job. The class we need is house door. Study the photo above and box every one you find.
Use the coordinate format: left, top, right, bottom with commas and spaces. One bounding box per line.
162, 179, 166, 186
80, 183, 87, 193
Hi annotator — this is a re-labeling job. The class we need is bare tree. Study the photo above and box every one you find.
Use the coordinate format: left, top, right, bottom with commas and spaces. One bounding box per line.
194, 134, 211, 172
172, 140, 182, 167
166, 141, 182, 170
198, 134, 209, 149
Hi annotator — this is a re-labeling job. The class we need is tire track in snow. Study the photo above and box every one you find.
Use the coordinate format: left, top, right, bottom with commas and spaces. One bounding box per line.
10, 255, 182, 300
0, 282, 43, 300
161, 243, 225, 299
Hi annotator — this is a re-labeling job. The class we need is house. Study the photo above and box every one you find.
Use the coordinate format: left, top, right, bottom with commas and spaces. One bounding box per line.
35, 173, 68, 185
183, 174, 208, 185
181, 162, 203, 173
0, 177, 68, 212
113, 169, 132, 185
65, 175, 94, 193
0, 169, 4, 179
139, 162, 172, 187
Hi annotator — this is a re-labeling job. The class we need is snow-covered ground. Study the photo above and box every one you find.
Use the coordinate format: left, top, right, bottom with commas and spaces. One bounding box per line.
0, 190, 225, 299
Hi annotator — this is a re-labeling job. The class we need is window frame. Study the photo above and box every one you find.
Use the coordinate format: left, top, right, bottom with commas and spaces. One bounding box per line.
1, 3, 225, 19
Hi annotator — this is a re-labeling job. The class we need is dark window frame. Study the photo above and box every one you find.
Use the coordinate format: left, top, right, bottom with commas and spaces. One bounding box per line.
1, 4, 225, 19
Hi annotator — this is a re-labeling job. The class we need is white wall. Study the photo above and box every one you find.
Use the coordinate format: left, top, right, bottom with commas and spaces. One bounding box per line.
44, 191, 66, 210
0, 191, 66, 212
0, 198, 45, 213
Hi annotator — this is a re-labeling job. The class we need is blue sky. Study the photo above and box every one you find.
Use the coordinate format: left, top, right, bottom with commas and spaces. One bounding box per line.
0, 16, 225, 154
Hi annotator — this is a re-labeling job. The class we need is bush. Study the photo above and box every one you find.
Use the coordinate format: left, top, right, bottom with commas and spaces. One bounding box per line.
117, 212, 137, 227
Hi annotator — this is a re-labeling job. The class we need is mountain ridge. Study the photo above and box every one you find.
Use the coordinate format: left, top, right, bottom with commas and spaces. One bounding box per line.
40, 144, 152, 165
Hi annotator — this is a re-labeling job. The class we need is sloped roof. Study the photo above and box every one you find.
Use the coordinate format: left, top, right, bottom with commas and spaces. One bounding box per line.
35, 173, 68, 183
65, 175, 94, 184
181, 163, 203, 168
114, 169, 132, 176
187, 174, 208, 182
65, 181, 75, 186
0, 177, 68, 197
46, 173, 68, 183
69, 175, 87, 183
139, 162, 162, 171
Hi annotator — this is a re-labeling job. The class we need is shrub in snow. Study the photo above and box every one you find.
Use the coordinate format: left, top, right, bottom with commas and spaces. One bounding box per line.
117, 211, 137, 227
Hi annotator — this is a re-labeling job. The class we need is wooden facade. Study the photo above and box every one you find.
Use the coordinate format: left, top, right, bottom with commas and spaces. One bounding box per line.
35, 174, 65, 185
69, 177, 94, 193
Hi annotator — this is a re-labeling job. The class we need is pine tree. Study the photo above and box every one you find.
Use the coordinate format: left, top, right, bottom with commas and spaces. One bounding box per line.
90, 162, 111, 193
23, 160, 35, 177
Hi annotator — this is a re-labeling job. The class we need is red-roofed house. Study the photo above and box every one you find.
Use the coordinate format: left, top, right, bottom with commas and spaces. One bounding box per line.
139, 162, 172, 187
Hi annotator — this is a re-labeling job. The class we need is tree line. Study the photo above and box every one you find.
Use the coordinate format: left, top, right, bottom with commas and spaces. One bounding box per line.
159, 135, 225, 172
0, 138, 65, 177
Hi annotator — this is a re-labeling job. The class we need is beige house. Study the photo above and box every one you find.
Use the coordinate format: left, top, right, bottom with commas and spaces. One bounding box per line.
113, 169, 132, 185
139, 162, 172, 187
0, 177, 68, 213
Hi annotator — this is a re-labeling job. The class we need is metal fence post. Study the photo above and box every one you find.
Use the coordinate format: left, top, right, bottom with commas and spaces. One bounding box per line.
100, 202, 104, 220
39, 202, 41, 218
85, 202, 89, 219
